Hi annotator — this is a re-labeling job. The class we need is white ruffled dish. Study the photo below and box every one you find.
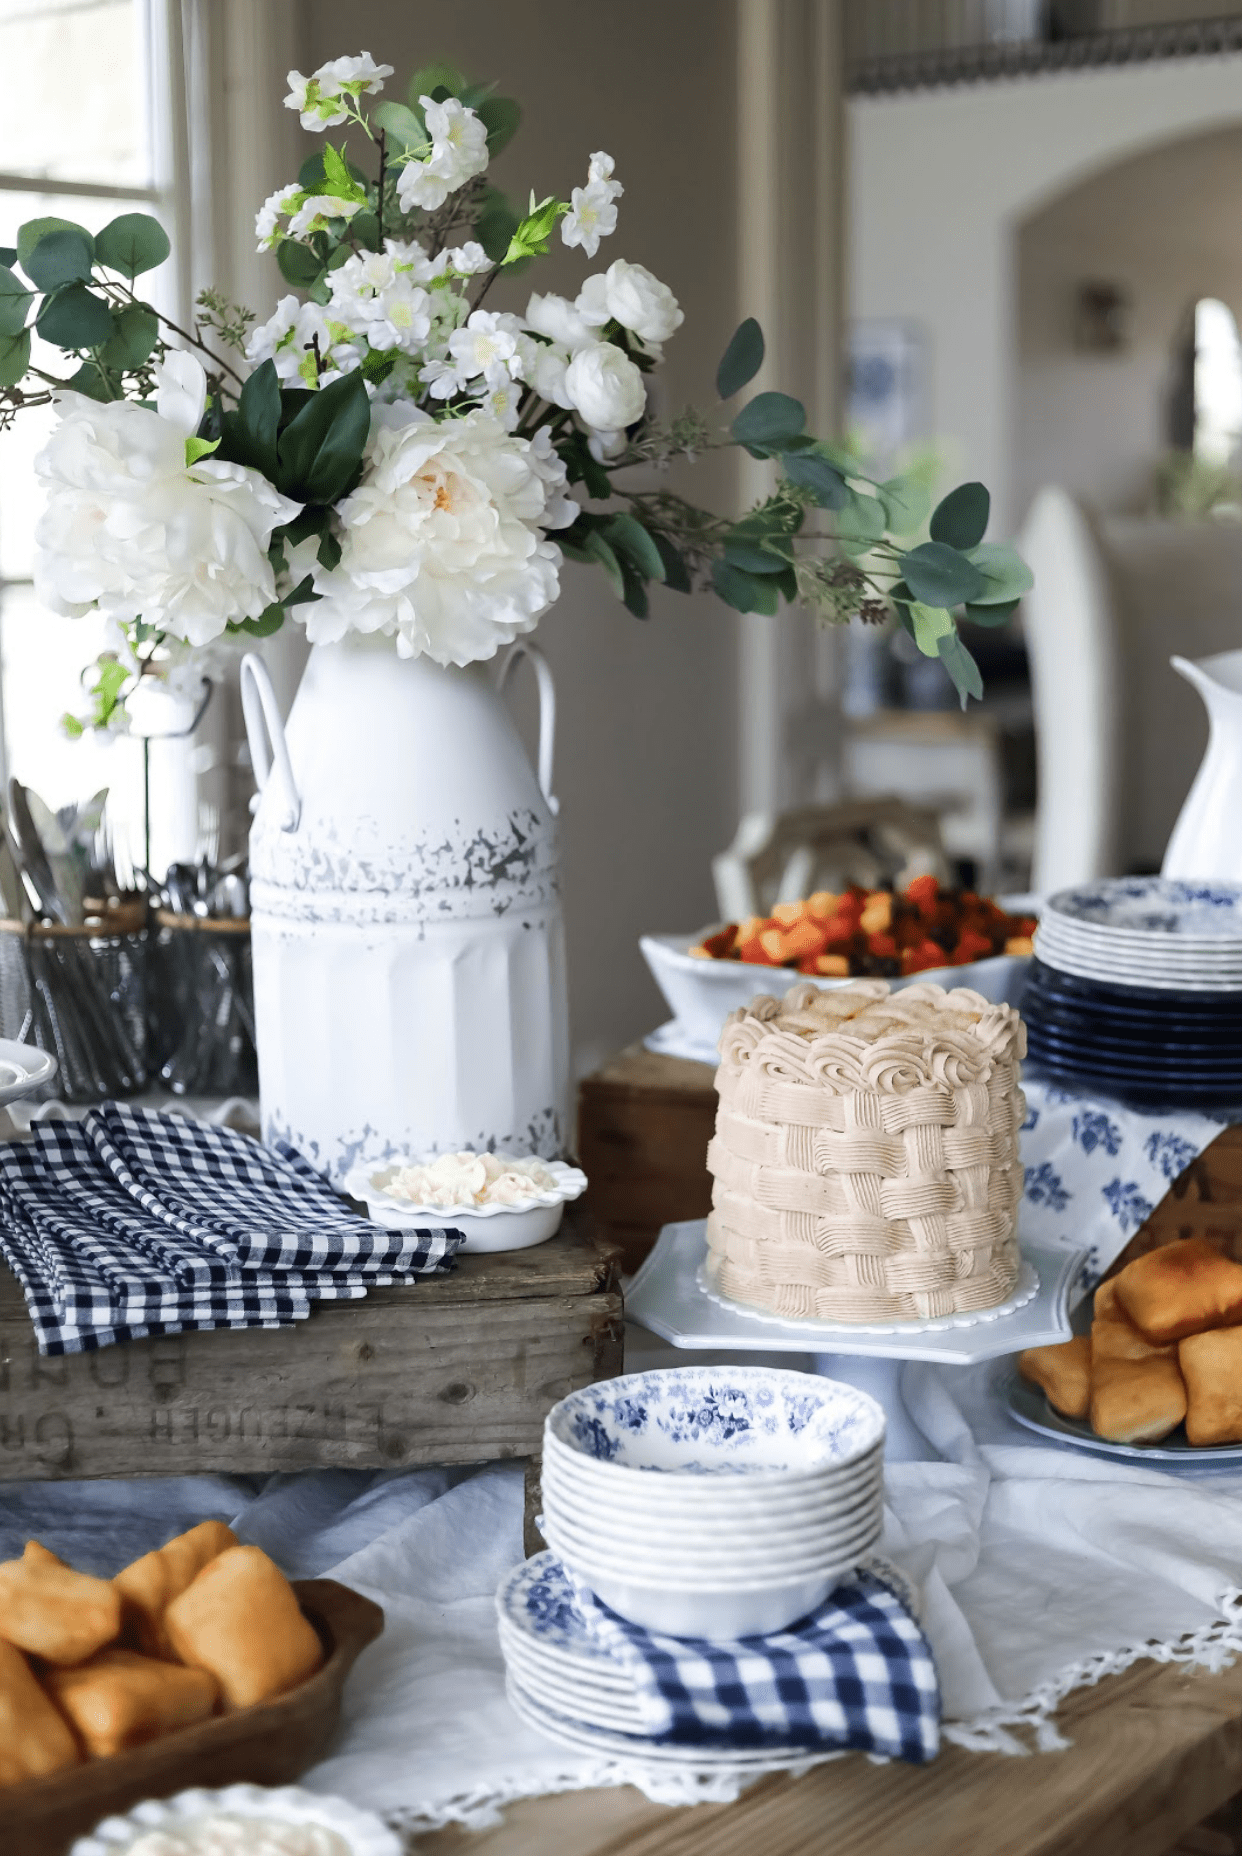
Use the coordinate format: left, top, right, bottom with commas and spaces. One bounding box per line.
69, 1783, 401, 1855
343, 1156, 587, 1253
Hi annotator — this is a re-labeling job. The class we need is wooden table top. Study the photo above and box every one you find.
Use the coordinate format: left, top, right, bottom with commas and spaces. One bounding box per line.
411, 1653, 1242, 1856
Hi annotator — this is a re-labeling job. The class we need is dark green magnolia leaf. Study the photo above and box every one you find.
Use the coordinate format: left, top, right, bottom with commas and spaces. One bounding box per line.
225, 357, 281, 477
782, 451, 847, 508
278, 239, 325, 289
0, 265, 33, 337
37, 284, 114, 349
834, 488, 887, 545
899, 540, 987, 610
477, 198, 519, 266
94, 213, 170, 279
277, 367, 370, 503
0, 328, 30, 387
99, 303, 159, 370
603, 512, 665, 582
408, 61, 468, 101
17, 216, 92, 270
930, 481, 990, 552
730, 391, 805, 453
712, 559, 779, 615
964, 596, 1020, 628
967, 541, 1034, 604
583, 530, 624, 600
716, 317, 764, 400
64, 357, 121, 401
21, 227, 94, 291
938, 630, 984, 708
560, 431, 612, 500
723, 537, 790, 575
477, 95, 521, 156
652, 532, 691, 593
373, 100, 426, 157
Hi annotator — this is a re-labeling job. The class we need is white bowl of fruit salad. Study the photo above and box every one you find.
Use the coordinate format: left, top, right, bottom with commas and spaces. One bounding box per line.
343, 1150, 588, 1253
71, 1784, 400, 1856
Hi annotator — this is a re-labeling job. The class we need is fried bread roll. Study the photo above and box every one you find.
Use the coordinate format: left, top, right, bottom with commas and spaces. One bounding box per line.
164, 1545, 323, 1710
0, 1540, 121, 1665
1018, 1336, 1091, 1418
1092, 1296, 1175, 1365
43, 1648, 218, 1758
115, 1519, 238, 1657
1089, 1354, 1187, 1444
1114, 1237, 1242, 1344
0, 1637, 80, 1788
1180, 1328, 1242, 1445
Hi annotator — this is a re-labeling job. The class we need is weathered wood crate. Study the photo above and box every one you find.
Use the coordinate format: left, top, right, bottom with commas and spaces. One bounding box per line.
0, 1209, 622, 1513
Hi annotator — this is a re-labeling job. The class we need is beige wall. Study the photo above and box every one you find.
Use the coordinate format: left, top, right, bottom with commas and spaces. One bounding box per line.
291, 0, 743, 1074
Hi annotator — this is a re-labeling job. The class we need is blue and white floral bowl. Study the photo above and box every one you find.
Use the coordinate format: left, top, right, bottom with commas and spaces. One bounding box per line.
540, 1367, 886, 1638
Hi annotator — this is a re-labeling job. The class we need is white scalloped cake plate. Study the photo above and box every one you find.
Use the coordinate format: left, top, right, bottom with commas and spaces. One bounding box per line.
1006, 1373, 1242, 1463
696, 1250, 1040, 1338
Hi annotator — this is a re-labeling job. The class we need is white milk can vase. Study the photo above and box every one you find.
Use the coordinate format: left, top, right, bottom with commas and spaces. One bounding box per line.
1163, 650, 1242, 883
240, 634, 569, 1184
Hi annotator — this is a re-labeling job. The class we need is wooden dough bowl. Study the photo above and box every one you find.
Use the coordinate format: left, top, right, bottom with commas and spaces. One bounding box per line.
4, 1577, 383, 1856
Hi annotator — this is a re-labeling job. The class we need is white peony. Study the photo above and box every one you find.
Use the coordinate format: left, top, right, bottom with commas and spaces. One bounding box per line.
34, 351, 301, 648
299, 408, 574, 666
577, 260, 683, 343
285, 52, 392, 129
563, 341, 645, 431
397, 96, 489, 213
525, 291, 593, 352
561, 151, 622, 259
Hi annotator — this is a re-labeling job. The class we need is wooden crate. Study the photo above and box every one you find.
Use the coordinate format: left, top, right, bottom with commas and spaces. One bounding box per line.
0, 1208, 623, 1532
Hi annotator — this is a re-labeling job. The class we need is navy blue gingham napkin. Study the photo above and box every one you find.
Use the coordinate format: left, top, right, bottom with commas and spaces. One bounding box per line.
569, 1563, 940, 1760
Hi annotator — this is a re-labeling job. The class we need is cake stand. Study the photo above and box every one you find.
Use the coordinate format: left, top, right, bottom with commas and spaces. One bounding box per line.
625, 1220, 1086, 1462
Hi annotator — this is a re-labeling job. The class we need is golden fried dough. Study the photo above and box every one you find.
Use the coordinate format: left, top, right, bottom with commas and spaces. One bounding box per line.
164, 1546, 323, 1711
1089, 1354, 1187, 1444
0, 1540, 121, 1665
1180, 1328, 1242, 1445
1018, 1336, 1091, 1418
44, 1648, 218, 1758
115, 1519, 238, 1657
1092, 1300, 1175, 1366
0, 1637, 80, 1788
1115, 1237, 1242, 1344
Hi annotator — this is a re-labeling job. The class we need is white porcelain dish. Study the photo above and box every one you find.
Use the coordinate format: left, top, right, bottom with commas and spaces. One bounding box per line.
344, 1155, 587, 1253
563, 1560, 844, 1638
70, 1784, 401, 1856
540, 1509, 882, 1583
540, 1458, 884, 1529
541, 1434, 885, 1506
0, 1036, 56, 1104
640, 930, 1027, 1052
545, 1366, 886, 1481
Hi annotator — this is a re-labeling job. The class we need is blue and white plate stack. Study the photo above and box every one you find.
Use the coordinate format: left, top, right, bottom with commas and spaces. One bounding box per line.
1024, 877, 1242, 1108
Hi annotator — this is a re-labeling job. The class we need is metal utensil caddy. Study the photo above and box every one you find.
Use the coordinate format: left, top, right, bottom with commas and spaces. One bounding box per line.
149, 907, 256, 1097
0, 901, 148, 1101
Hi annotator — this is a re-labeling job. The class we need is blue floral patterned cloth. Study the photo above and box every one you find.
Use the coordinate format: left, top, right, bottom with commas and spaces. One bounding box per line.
1019, 1074, 1241, 1298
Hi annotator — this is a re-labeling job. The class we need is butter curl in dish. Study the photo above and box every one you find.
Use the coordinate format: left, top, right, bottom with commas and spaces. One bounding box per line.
343, 1150, 586, 1253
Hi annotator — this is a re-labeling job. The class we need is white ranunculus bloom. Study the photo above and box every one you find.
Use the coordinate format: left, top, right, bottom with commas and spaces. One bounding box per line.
526, 344, 574, 411
525, 291, 593, 352
587, 259, 684, 343
300, 408, 570, 666
563, 341, 646, 431
34, 352, 301, 647
397, 96, 489, 213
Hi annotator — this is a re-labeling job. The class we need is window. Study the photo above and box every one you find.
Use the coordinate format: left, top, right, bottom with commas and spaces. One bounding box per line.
0, 0, 192, 875
1191, 297, 1242, 470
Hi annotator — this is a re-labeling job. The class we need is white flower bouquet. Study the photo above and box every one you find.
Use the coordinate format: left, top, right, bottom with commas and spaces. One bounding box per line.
0, 53, 1031, 730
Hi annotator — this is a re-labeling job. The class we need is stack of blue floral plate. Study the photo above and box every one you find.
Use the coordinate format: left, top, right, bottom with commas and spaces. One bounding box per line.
1022, 878, 1242, 1108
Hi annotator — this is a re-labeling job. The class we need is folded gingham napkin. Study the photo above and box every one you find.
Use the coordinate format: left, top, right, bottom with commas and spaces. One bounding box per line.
0, 1107, 462, 1353
569, 1563, 940, 1760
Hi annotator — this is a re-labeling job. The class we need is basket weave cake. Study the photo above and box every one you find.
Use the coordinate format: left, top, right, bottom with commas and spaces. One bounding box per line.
706, 980, 1026, 1322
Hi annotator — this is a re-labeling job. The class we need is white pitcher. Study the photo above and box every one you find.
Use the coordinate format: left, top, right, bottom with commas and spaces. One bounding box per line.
241, 634, 569, 1183
1162, 650, 1242, 882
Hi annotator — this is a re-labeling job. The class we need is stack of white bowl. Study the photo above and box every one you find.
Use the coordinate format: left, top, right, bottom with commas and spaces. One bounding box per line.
539, 1364, 886, 1639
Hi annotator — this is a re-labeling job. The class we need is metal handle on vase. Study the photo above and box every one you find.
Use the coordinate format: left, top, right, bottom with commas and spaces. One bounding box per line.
498, 642, 559, 815
240, 654, 301, 833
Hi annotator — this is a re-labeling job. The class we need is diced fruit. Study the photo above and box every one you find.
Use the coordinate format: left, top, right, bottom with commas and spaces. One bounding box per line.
1005, 935, 1034, 956
814, 953, 851, 976
859, 894, 893, 934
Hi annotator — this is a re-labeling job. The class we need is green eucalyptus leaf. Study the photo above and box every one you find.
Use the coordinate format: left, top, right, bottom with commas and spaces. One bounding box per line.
712, 559, 779, 615
37, 284, 114, 349
603, 512, 665, 582
99, 303, 158, 370
584, 530, 625, 600
782, 451, 847, 509
775, 563, 799, 603
0, 265, 33, 337
0, 247, 15, 268
900, 540, 987, 609
277, 240, 325, 289
277, 367, 370, 504
408, 61, 468, 102
878, 474, 931, 535
652, 532, 691, 594
93, 213, 170, 279
730, 391, 805, 452
21, 227, 94, 291
17, 217, 92, 271
723, 537, 790, 575
910, 601, 956, 659
967, 541, 1034, 604
63, 357, 121, 401
373, 100, 426, 158
938, 630, 984, 707
833, 487, 887, 545
716, 318, 764, 400
349, 212, 379, 250
0, 328, 30, 387
963, 596, 1020, 628
477, 95, 521, 156
930, 480, 990, 551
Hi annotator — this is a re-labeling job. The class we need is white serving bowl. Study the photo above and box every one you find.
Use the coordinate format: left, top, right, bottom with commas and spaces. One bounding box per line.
544, 1366, 887, 1483
344, 1155, 587, 1254
640, 929, 1028, 1051
540, 1456, 884, 1537
71, 1783, 401, 1855
541, 1434, 885, 1509
569, 1562, 844, 1638
541, 1505, 882, 1580
541, 1485, 882, 1558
